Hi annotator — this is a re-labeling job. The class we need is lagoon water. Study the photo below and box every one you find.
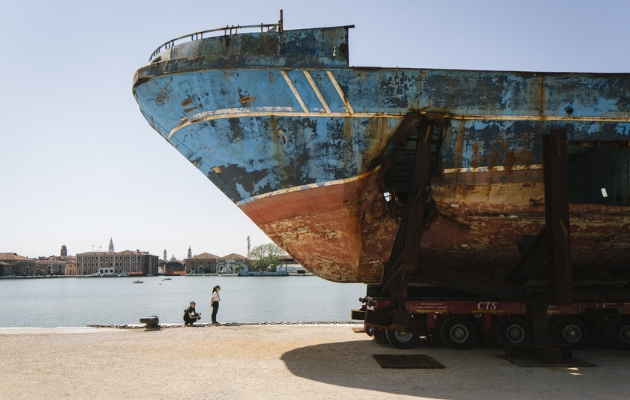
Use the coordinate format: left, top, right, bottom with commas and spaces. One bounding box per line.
0, 276, 366, 327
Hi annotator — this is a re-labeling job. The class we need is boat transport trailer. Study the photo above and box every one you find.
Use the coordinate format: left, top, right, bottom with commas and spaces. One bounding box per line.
353, 290, 630, 352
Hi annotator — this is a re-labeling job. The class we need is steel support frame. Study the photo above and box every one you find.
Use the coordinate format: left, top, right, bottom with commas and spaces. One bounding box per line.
366, 126, 630, 347
367, 119, 434, 330
515, 129, 572, 352
543, 129, 573, 305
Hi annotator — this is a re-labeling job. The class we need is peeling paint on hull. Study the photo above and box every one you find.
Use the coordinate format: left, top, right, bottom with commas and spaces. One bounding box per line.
238, 166, 630, 283
239, 166, 395, 282
133, 25, 630, 284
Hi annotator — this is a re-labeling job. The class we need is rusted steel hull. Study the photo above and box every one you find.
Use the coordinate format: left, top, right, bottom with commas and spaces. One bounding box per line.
133, 25, 630, 284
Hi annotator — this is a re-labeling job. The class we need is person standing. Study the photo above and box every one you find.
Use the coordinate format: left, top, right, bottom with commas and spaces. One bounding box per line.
211, 285, 221, 325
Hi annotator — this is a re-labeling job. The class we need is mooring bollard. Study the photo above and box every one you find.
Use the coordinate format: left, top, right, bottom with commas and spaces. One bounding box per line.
139, 315, 160, 330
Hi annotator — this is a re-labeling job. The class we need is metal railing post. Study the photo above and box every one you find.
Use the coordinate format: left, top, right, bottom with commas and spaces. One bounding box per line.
146, 11, 286, 62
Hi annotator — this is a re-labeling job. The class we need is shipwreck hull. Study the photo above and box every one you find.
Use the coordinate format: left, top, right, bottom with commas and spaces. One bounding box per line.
133, 25, 630, 284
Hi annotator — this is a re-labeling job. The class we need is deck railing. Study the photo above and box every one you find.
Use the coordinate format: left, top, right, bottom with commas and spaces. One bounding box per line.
148, 10, 284, 62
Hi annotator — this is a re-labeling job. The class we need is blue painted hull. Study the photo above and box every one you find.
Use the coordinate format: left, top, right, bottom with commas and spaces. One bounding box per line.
133, 26, 630, 283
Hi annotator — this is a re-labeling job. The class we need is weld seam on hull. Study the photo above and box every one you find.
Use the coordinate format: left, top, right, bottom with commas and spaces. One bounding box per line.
303, 70, 331, 113
281, 70, 309, 114
235, 166, 381, 206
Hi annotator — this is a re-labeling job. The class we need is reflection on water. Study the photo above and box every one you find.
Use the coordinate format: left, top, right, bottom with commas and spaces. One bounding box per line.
0, 276, 366, 327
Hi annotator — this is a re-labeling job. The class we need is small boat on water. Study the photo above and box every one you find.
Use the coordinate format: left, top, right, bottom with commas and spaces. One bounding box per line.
162, 277, 172, 281
132, 280, 144, 284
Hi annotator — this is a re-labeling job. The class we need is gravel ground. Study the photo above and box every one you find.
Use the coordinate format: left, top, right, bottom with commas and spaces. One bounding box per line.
1, 324, 630, 399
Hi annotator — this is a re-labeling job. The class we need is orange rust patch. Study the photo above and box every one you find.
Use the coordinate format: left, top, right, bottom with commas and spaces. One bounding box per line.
182, 98, 192, 106
239, 96, 256, 105
238, 170, 392, 282
471, 142, 484, 170
503, 150, 516, 174
487, 150, 499, 171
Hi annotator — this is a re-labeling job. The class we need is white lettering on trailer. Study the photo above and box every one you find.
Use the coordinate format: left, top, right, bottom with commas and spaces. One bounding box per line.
477, 302, 497, 310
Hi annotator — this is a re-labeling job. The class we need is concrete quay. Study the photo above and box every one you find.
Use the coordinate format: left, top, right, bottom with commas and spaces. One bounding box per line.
1, 324, 630, 399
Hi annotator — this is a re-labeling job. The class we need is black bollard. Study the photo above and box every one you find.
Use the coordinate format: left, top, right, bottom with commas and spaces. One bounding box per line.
139, 315, 160, 330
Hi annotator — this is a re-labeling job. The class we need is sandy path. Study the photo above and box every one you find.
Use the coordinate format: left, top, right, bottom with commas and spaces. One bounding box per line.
2, 325, 630, 399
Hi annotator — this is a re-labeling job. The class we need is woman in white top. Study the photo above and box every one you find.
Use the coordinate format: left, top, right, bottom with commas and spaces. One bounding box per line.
211, 285, 221, 325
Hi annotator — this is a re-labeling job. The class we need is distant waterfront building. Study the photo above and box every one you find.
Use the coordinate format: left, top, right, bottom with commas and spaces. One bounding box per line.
76, 249, 158, 276
65, 259, 77, 275
36, 255, 77, 276
184, 252, 219, 274
0, 253, 37, 276
164, 256, 185, 275
217, 253, 248, 274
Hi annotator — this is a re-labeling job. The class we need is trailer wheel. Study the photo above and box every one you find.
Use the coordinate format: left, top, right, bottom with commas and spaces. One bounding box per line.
494, 317, 526, 347
551, 317, 589, 349
604, 317, 630, 350
385, 329, 419, 349
440, 316, 476, 349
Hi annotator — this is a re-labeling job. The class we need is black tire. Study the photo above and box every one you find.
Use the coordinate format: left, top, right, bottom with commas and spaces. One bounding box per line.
494, 317, 526, 347
439, 316, 476, 350
551, 317, 589, 349
372, 327, 387, 345
604, 317, 630, 350
385, 329, 419, 349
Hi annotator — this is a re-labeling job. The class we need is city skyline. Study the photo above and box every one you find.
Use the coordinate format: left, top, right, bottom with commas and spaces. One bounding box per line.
2, 1, 630, 258
16, 241, 247, 261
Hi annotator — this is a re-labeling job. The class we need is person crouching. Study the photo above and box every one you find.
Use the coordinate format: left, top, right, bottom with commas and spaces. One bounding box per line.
183, 301, 201, 326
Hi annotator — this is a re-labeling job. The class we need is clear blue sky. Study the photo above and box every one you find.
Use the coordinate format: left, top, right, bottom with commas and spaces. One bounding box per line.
1, 0, 629, 259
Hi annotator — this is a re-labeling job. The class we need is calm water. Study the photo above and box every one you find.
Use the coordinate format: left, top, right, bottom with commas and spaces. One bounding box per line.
0, 276, 366, 327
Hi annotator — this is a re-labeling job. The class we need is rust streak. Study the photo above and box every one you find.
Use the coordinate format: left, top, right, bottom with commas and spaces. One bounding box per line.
453, 124, 466, 181
503, 150, 516, 174
471, 142, 483, 170
239, 96, 256, 105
